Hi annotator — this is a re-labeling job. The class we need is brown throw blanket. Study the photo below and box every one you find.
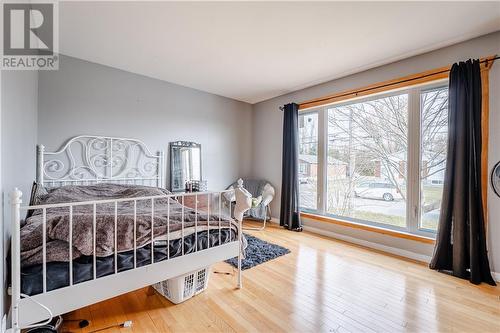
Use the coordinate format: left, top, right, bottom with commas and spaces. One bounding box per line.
21, 184, 239, 267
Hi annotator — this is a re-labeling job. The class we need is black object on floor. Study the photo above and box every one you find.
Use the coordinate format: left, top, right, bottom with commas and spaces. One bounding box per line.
225, 234, 290, 270
62, 319, 89, 328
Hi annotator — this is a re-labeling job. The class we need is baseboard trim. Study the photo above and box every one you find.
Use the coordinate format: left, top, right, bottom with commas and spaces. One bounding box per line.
269, 218, 500, 281
302, 224, 433, 263
270, 217, 279, 224
269, 217, 431, 262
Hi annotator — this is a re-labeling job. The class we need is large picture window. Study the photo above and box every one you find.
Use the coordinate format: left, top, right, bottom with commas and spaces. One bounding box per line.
327, 92, 408, 228
299, 81, 448, 237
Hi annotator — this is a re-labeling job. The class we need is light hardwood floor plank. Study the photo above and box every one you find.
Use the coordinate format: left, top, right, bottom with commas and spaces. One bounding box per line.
62, 223, 500, 333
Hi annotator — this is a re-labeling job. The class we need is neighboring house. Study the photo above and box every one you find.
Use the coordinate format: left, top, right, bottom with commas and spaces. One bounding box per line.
371, 151, 446, 185
299, 150, 445, 185
299, 154, 347, 180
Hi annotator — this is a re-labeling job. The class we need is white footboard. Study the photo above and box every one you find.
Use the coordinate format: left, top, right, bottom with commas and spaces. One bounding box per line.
8, 180, 251, 332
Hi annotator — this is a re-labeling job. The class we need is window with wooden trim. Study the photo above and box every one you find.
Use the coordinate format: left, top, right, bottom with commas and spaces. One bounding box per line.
298, 80, 449, 238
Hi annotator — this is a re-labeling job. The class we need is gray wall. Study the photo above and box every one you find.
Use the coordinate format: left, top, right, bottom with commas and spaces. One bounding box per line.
1, 70, 39, 326
1, 72, 39, 201
487, 35, 500, 275
38, 55, 253, 190
252, 31, 500, 271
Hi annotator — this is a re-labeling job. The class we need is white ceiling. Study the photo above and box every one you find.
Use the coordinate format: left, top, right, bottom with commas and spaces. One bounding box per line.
59, 1, 500, 104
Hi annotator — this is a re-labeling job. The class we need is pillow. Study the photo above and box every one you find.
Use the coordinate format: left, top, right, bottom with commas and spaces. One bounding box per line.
251, 195, 262, 208
25, 181, 49, 219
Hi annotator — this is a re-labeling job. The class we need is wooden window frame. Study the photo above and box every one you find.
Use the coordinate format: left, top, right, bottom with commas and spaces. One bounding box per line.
298, 56, 496, 240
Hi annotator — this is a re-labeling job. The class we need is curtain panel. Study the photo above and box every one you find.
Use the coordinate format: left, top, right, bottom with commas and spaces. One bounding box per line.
429, 59, 495, 285
280, 103, 302, 231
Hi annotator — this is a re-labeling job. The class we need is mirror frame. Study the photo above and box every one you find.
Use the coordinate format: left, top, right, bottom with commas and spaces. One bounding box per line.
169, 141, 202, 192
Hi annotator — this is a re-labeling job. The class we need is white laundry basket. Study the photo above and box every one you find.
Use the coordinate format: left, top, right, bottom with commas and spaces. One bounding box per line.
152, 266, 211, 304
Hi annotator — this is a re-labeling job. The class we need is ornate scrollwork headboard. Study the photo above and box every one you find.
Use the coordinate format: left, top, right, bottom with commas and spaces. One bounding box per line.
37, 135, 165, 188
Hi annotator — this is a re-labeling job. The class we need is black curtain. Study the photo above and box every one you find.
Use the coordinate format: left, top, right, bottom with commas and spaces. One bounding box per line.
280, 103, 302, 231
429, 59, 495, 285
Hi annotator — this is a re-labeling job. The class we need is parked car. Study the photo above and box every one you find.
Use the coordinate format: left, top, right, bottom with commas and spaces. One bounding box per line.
299, 177, 315, 185
354, 181, 402, 201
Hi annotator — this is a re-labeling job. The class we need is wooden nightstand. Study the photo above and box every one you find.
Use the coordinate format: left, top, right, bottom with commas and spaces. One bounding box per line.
176, 193, 210, 211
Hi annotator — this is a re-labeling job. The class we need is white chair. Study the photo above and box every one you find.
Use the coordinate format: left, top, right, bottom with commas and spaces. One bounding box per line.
224, 179, 275, 231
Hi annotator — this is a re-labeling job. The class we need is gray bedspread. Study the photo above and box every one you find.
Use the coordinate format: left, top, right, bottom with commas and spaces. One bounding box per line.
21, 184, 239, 267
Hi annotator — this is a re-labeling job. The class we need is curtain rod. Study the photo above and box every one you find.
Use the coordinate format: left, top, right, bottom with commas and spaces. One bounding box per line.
278, 56, 498, 111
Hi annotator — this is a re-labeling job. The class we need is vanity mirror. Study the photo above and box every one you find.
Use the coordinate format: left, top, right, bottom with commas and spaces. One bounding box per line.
169, 141, 202, 192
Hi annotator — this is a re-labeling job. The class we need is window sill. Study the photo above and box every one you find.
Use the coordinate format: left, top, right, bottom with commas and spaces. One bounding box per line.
300, 212, 436, 244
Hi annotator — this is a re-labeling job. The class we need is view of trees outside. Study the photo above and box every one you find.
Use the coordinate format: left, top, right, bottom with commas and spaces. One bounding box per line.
298, 113, 318, 210
420, 87, 448, 231
298, 87, 448, 232
327, 93, 408, 227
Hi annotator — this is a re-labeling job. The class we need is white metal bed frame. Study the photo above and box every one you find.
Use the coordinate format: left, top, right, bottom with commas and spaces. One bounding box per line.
8, 136, 252, 332
36, 135, 166, 188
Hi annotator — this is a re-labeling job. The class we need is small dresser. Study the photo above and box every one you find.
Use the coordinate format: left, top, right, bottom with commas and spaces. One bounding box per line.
176, 192, 210, 211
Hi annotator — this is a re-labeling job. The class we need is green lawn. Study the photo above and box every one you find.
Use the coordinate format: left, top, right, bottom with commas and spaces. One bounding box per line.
325, 182, 442, 231
354, 210, 438, 231
399, 185, 442, 203
422, 185, 443, 204
353, 211, 406, 228
421, 217, 438, 231
421, 185, 442, 231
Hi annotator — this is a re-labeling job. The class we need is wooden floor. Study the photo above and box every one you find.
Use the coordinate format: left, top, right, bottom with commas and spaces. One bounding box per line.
62, 222, 500, 333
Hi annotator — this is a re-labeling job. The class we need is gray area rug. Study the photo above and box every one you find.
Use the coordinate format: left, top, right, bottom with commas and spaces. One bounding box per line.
225, 234, 290, 270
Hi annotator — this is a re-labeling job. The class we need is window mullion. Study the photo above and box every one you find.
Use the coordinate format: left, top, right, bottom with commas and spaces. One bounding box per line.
407, 88, 421, 234
317, 107, 327, 214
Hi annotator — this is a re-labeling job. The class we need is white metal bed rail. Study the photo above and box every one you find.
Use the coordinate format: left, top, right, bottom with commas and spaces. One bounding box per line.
9, 181, 252, 332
